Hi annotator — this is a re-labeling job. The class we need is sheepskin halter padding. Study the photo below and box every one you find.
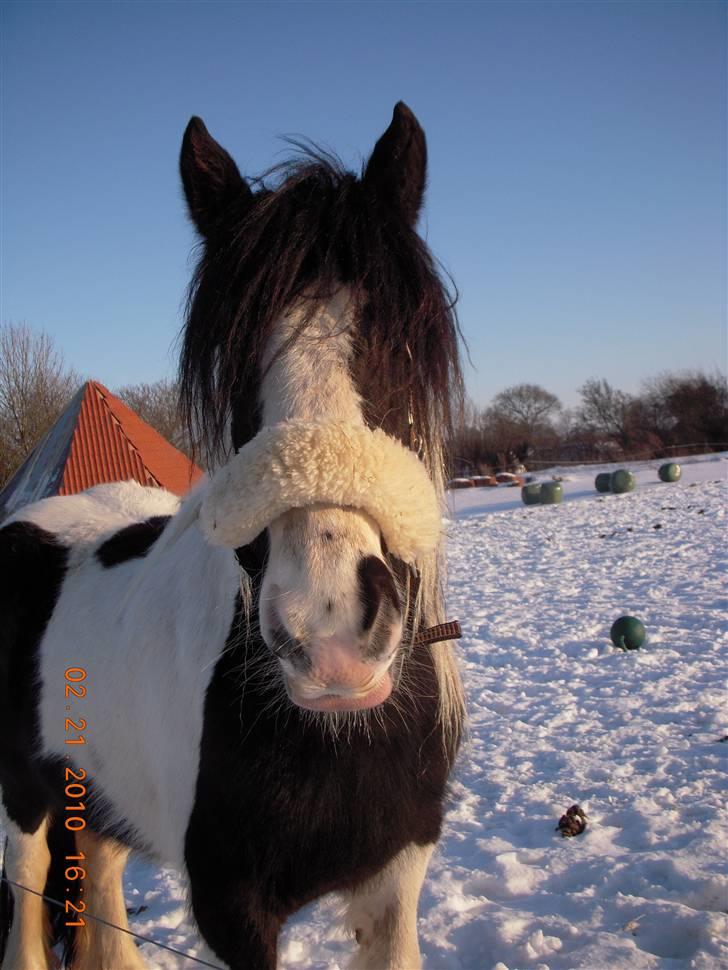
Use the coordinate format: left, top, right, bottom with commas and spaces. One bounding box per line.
199, 421, 441, 564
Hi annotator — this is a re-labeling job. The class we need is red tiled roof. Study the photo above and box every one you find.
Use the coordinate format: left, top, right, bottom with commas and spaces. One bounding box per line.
58, 381, 203, 496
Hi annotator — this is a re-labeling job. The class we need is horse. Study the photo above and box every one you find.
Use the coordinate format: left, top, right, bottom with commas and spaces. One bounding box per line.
0, 101, 465, 970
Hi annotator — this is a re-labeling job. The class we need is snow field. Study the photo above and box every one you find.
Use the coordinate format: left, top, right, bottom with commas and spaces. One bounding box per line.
426, 458, 727, 969
3, 455, 726, 968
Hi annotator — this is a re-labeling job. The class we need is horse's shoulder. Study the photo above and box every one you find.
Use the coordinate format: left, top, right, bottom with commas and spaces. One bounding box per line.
2, 481, 181, 555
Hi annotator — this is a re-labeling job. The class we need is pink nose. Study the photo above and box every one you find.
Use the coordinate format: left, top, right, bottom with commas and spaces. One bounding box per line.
285, 634, 395, 712
306, 635, 382, 690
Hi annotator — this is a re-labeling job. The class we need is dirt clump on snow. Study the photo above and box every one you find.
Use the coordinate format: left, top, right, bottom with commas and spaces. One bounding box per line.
557, 804, 587, 837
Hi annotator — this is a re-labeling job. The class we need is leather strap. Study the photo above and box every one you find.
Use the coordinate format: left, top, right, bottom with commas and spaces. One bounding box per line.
413, 620, 462, 646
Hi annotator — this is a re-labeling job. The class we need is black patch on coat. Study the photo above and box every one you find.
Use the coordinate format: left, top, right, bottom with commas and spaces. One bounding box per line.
234, 530, 269, 580
185, 595, 454, 969
0, 522, 68, 833
96, 515, 171, 567
0, 522, 75, 961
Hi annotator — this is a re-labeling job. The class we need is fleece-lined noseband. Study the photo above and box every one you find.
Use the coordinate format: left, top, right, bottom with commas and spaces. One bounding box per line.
200, 421, 442, 564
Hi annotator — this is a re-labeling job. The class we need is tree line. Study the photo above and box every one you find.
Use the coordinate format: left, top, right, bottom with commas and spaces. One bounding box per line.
0, 322, 726, 491
453, 373, 728, 476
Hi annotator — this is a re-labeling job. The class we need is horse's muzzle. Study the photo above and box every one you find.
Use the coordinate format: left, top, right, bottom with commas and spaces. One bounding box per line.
284, 658, 394, 712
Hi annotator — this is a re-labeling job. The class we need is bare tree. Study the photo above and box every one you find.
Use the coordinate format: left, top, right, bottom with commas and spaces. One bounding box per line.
490, 383, 561, 427
576, 378, 634, 449
116, 378, 194, 459
0, 323, 80, 488
485, 383, 562, 467
640, 370, 728, 450
450, 386, 562, 474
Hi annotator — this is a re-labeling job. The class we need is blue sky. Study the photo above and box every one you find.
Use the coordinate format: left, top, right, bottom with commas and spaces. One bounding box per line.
1, 1, 725, 409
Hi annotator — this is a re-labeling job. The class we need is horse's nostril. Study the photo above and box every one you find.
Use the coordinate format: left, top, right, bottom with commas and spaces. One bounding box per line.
269, 625, 308, 665
357, 555, 400, 631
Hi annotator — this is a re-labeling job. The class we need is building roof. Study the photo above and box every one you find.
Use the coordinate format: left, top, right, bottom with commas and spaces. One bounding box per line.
0, 380, 203, 518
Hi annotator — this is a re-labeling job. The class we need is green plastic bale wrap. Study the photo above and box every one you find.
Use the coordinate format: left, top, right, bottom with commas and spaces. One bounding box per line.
539, 481, 563, 504
610, 615, 646, 650
659, 462, 681, 483
521, 483, 542, 505
610, 469, 636, 494
595, 472, 612, 493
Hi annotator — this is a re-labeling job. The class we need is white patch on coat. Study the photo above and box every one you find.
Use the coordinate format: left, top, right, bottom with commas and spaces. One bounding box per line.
346, 842, 434, 970
69, 829, 148, 970
260, 289, 363, 427
13, 482, 239, 870
256, 292, 400, 698
0, 814, 53, 970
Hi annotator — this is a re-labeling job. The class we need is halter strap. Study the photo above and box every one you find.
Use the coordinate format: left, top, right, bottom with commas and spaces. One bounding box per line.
403, 566, 461, 650
413, 620, 462, 646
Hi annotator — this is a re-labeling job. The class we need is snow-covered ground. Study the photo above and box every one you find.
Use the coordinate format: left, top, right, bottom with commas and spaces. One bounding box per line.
6, 454, 728, 968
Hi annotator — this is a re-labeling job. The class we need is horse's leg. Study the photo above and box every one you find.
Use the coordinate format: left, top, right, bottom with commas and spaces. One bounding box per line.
346, 842, 434, 970
1, 815, 55, 970
69, 828, 147, 970
188, 876, 281, 970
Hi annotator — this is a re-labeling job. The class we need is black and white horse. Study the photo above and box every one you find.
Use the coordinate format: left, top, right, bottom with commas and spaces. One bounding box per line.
0, 102, 465, 970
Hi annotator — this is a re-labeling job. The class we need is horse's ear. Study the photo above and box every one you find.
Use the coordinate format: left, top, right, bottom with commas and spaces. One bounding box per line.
363, 102, 427, 226
180, 117, 252, 236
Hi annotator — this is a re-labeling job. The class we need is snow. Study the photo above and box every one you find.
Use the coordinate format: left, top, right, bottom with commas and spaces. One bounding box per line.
4, 454, 727, 968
